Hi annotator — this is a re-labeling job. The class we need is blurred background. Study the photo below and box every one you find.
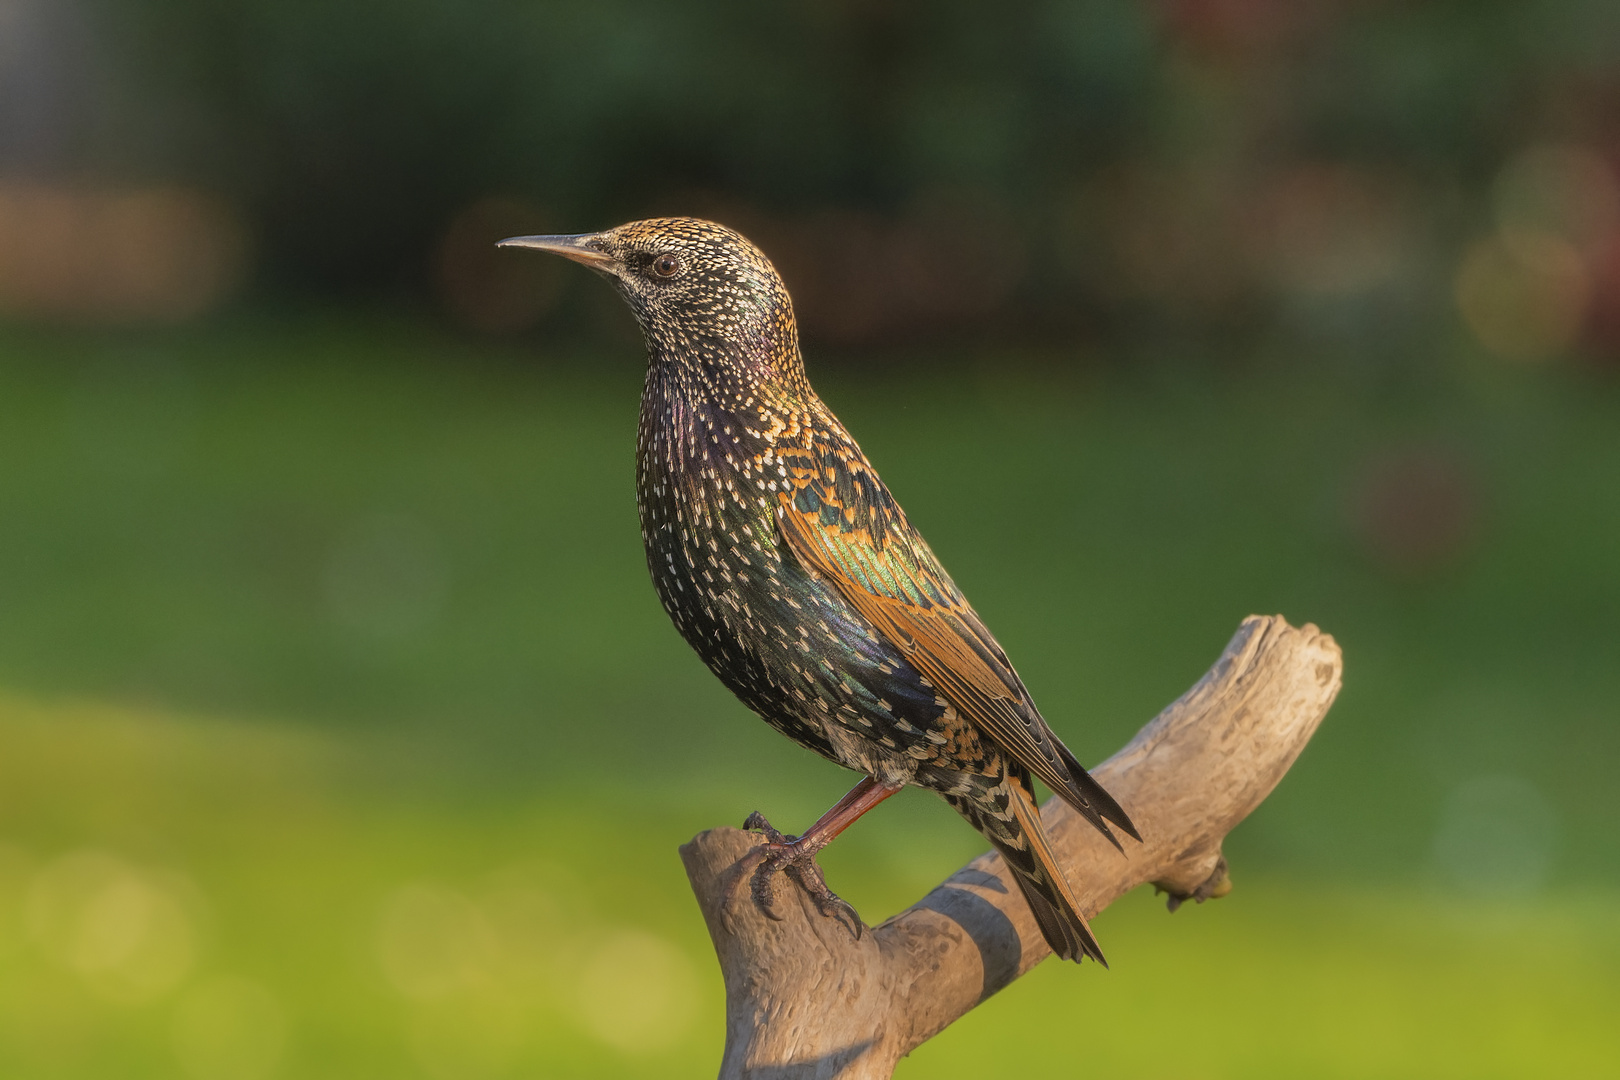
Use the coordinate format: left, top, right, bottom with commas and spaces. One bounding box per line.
1, 0, 1617, 1077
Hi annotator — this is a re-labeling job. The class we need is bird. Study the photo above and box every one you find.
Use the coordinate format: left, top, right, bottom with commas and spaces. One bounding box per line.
499, 218, 1139, 964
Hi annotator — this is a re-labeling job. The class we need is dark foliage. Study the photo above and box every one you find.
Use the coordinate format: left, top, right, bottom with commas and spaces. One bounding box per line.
87, 0, 1620, 347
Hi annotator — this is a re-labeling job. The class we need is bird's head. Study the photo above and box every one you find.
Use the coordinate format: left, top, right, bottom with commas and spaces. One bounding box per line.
499, 217, 799, 375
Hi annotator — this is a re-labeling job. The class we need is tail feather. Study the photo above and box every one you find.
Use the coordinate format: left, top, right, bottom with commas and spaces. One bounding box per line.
948, 772, 1107, 965
1054, 741, 1141, 844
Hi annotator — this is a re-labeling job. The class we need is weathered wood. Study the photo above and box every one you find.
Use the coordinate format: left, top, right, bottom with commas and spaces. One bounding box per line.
680, 615, 1342, 1080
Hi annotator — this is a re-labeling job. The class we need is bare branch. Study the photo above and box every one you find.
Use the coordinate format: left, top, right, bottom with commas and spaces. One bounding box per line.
681, 615, 1342, 1080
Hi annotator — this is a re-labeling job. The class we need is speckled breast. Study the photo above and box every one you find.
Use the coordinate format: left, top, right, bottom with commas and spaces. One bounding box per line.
634, 397, 945, 777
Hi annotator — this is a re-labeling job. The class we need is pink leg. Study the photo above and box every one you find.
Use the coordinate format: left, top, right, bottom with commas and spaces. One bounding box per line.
795, 775, 905, 851
742, 776, 904, 931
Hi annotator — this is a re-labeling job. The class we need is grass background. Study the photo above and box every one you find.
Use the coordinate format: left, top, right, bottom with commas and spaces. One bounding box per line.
0, 318, 1615, 1077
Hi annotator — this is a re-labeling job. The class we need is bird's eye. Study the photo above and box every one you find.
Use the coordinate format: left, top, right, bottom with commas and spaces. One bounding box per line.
651, 253, 681, 278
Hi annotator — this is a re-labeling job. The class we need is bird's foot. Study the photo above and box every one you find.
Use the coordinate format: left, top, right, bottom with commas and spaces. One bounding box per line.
740, 811, 864, 939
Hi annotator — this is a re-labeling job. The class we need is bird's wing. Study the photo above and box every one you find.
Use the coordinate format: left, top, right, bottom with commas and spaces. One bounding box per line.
772, 421, 1136, 843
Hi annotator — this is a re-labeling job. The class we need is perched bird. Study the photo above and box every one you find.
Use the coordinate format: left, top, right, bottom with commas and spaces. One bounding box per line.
500, 219, 1138, 963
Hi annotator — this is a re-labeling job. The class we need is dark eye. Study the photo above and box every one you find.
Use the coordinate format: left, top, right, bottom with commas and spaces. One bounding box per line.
651, 253, 681, 278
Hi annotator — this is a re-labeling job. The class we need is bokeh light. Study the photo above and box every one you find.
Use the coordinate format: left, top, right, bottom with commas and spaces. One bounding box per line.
24, 850, 201, 1003
1455, 142, 1620, 362
371, 868, 702, 1071
1455, 230, 1589, 362
0, 185, 249, 324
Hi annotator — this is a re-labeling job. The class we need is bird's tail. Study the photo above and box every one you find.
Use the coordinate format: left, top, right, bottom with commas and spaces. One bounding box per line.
946, 771, 1106, 965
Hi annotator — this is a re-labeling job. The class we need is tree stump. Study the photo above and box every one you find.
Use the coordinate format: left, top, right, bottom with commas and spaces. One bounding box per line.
679, 615, 1342, 1080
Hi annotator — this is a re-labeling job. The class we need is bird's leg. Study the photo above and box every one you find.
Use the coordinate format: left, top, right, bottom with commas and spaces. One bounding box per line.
742, 775, 903, 934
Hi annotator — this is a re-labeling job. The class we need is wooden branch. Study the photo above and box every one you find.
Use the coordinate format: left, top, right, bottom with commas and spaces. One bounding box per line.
680, 615, 1342, 1080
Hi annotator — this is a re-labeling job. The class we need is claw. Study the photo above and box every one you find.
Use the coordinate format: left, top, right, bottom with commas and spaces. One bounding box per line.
737, 810, 865, 939
743, 811, 787, 843
784, 859, 863, 938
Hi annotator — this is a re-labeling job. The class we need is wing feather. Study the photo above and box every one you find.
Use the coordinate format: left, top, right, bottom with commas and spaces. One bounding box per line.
774, 428, 1136, 844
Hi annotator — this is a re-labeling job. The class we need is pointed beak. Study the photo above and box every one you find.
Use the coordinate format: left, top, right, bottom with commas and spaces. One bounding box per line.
496, 233, 617, 268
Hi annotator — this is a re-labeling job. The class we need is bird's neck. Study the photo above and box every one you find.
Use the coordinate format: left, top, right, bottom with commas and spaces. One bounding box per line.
647, 320, 812, 410
640, 338, 818, 488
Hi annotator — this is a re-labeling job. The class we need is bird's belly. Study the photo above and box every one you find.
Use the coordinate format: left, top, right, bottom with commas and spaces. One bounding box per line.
644, 524, 845, 740
640, 516, 944, 785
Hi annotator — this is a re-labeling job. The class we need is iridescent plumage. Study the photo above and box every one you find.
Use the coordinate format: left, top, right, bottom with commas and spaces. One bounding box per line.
501, 218, 1138, 963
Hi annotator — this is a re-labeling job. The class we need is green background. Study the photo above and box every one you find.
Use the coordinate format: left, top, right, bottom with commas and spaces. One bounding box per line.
3, 0, 1619, 1075
0, 320, 1614, 1077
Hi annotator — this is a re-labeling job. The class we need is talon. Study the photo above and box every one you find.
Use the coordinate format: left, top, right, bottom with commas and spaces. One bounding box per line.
751, 858, 785, 921
718, 845, 769, 931
735, 811, 864, 939
785, 860, 864, 939
743, 810, 790, 846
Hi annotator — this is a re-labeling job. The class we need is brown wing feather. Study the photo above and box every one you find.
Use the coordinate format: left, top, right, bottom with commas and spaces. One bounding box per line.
773, 436, 1135, 844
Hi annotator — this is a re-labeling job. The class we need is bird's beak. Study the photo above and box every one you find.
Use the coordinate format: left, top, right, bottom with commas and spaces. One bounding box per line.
496, 233, 617, 268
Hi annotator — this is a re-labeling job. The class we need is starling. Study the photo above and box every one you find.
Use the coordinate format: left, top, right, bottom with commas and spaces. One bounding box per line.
500, 218, 1139, 964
